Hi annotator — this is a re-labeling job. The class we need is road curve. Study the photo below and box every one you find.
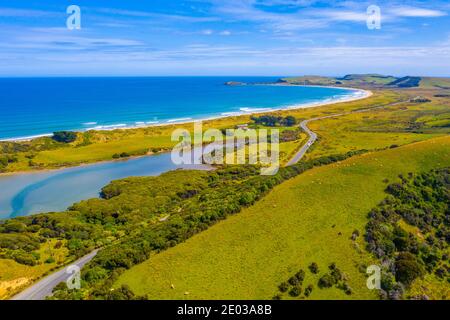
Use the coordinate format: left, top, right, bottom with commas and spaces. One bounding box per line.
286, 119, 318, 166
286, 101, 406, 166
11, 249, 99, 300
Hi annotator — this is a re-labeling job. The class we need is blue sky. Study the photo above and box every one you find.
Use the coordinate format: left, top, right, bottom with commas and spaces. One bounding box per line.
0, 0, 449, 76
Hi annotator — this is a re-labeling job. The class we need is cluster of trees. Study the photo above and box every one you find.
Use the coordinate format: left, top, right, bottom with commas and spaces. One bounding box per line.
112, 152, 131, 159
52, 131, 78, 143
1, 149, 368, 300
251, 115, 297, 127
275, 269, 306, 299
275, 262, 330, 300
317, 263, 352, 295
365, 168, 449, 299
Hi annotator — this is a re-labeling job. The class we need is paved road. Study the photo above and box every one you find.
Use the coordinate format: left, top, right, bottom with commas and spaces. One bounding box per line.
286, 119, 318, 166
286, 101, 406, 166
11, 249, 99, 300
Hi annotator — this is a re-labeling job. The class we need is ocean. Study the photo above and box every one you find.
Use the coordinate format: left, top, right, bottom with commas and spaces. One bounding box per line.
0, 77, 360, 140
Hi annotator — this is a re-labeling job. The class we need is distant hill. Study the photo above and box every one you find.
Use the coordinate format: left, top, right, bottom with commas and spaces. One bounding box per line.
280, 74, 450, 89
281, 74, 399, 88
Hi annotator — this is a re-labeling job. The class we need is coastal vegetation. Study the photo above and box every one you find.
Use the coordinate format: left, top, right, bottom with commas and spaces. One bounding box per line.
365, 168, 449, 300
250, 115, 297, 127
52, 131, 77, 144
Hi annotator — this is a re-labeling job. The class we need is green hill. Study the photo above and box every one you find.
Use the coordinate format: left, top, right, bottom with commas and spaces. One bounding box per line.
115, 136, 450, 300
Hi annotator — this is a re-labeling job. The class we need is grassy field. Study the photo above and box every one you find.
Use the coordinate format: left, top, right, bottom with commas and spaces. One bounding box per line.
303, 90, 450, 160
115, 136, 450, 300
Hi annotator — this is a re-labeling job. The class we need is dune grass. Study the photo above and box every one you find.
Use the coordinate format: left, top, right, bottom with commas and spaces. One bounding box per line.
115, 136, 450, 300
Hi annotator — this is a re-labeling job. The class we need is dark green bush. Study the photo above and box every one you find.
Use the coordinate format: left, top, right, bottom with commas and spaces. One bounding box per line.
52, 131, 77, 143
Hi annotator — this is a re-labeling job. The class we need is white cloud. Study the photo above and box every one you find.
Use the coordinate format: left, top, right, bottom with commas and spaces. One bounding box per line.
95, 8, 220, 23
201, 29, 214, 35
316, 10, 368, 22
0, 7, 60, 17
389, 6, 447, 18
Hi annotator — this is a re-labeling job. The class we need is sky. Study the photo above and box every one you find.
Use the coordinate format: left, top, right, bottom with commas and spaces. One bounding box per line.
0, 0, 449, 77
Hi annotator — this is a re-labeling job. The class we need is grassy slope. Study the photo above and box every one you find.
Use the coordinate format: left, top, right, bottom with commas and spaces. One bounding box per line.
116, 136, 450, 300
420, 77, 450, 90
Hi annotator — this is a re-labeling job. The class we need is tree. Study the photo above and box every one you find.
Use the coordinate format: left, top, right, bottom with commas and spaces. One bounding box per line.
318, 274, 336, 288
395, 252, 425, 285
107, 285, 136, 300
309, 262, 319, 274
304, 284, 314, 297
52, 131, 77, 143
294, 269, 305, 283
288, 276, 299, 286
278, 282, 289, 293
282, 116, 297, 127
289, 286, 301, 297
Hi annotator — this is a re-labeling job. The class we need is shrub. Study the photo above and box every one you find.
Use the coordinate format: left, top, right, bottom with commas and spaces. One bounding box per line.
294, 269, 305, 283
288, 286, 301, 297
45, 257, 56, 264
318, 274, 336, 288
288, 276, 299, 286
309, 262, 319, 274
12, 251, 38, 266
106, 285, 136, 300
304, 284, 314, 297
343, 282, 352, 295
395, 253, 425, 285
278, 282, 289, 293
3, 222, 27, 233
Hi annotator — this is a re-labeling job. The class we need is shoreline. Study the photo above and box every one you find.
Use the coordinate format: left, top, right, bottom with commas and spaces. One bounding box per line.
0, 85, 372, 143
0, 86, 372, 177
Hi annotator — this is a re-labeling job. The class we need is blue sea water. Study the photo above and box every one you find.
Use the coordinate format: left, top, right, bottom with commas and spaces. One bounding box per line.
0, 77, 359, 140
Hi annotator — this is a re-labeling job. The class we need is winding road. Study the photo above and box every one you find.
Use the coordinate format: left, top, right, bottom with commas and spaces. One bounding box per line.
286, 100, 407, 166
